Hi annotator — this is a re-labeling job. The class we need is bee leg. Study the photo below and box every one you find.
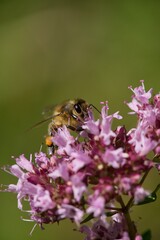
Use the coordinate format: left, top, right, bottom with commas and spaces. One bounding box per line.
48, 121, 57, 136
45, 136, 54, 155
75, 131, 81, 141
48, 145, 55, 156
76, 126, 83, 131
39, 142, 44, 152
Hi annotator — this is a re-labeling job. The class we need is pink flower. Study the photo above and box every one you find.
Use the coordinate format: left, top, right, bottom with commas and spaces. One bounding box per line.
71, 150, 92, 172
100, 106, 122, 145
83, 119, 100, 135
32, 186, 56, 212
35, 152, 50, 169
128, 80, 152, 104
10, 164, 24, 178
128, 123, 157, 156
52, 126, 75, 155
80, 215, 131, 240
134, 186, 150, 204
135, 235, 143, 240
49, 162, 69, 181
70, 173, 87, 202
103, 148, 127, 168
87, 195, 105, 217
56, 204, 83, 224
16, 154, 33, 172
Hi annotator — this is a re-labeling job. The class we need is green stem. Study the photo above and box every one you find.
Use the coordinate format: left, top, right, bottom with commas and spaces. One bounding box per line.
153, 183, 160, 194
124, 210, 136, 240
139, 167, 152, 185
105, 206, 122, 211
119, 167, 152, 239
126, 167, 152, 210
117, 196, 136, 240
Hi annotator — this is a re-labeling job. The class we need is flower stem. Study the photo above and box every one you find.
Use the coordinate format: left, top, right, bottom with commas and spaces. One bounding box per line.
117, 196, 136, 240
105, 206, 122, 211
124, 210, 136, 240
126, 167, 152, 210
120, 167, 152, 239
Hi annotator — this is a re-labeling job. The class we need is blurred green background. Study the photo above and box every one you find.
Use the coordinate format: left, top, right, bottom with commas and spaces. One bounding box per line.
0, 0, 160, 239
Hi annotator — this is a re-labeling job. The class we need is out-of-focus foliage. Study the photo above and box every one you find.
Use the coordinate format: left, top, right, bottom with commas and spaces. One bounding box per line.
0, 1, 160, 239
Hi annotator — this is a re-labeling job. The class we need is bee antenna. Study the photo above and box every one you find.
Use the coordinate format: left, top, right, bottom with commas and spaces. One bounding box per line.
89, 104, 101, 114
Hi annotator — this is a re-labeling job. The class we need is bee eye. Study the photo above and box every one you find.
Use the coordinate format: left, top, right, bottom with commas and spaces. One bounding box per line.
74, 104, 82, 114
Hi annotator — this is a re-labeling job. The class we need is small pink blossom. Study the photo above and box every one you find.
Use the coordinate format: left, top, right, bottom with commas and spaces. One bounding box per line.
80, 215, 131, 240
83, 119, 100, 135
103, 148, 127, 168
52, 126, 75, 155
134, 186, 150, 204
71, 150, 92, 172
70, 173, 87, 202
10, 164, 24, 178
16, 154, 33, 172
35, 152, 50, 169
32, 187, 55, 212
87, 195, 105, 217
49, 162, 69, 181
56, 204, 83, 224
128, 123, 157, 156
128, 80, 152, 104
135, 235, 143, 240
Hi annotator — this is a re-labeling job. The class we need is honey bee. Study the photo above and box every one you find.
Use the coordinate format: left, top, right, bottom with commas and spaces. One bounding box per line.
31, 99, 99, 155
44, 99, 90, 155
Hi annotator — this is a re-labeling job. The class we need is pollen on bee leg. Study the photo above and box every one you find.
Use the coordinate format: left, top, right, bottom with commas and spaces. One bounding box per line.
45, 136, 53, 147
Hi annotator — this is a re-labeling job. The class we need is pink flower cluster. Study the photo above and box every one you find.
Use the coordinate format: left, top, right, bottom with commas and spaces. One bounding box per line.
3, 81, 160, 239
127, 80, 160, 156
80, 214, 142, 240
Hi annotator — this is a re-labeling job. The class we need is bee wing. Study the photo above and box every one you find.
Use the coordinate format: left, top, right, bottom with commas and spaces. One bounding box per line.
42, 104, 56, 119
27, 116, 54, 131
27, 112, 62, 131
26, 104, 59, 131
